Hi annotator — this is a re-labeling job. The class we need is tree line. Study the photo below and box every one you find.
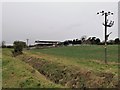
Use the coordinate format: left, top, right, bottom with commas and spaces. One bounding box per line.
1, 37, 120, 48
62, 37, 120, 46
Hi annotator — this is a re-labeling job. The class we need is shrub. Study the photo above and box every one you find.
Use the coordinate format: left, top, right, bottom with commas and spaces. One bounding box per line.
12, 41, 26, 56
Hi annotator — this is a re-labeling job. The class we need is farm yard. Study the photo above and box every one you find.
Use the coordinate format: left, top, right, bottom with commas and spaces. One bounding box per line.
2, 45, 119, 88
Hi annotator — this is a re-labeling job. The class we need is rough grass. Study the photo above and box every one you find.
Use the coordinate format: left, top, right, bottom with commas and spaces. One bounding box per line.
29, 45, 118, 74
2, 49, 63, 88
17, 53, 119, 88
2, 45, 119, 88
25, 45, 119, 88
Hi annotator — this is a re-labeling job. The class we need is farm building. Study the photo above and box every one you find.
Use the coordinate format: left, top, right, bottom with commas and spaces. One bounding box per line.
35, 40, 60, 48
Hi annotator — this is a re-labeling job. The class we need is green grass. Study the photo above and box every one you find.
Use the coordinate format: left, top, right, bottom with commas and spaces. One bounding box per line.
23, 45, 119, 88
2, 48, 63, 88
16, 50, 118, 88
2, 45, 119, 88
30, 45, 118, 62
29, 45, 118, 75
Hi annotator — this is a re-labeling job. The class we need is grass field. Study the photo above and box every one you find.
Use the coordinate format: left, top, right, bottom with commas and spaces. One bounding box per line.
28, 45, 118, 75
2, 45, 119, 88
30, 45, 118, 62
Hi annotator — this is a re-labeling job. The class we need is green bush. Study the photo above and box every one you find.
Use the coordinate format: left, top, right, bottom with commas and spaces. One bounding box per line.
12, 41, 26, 56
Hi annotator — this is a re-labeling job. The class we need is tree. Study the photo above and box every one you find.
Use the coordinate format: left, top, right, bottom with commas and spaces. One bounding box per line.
86, 37, 101, 45
68, 40, 72, 44
72, 39, 76, 45
95, 38, 101, 45
86, 37, 92, 44
91, 37, 96, 44
81, 35, 87, 44
12, 41, 26, 56
114, 38, 120, 44
63, 40, 69, 46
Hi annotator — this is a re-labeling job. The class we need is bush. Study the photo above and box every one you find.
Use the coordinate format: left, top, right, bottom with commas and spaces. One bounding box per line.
6, 45, 13, 48
12, 41, 26, 57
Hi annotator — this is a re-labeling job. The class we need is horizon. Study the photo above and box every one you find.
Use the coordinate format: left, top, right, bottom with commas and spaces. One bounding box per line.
2, 36, 119, 46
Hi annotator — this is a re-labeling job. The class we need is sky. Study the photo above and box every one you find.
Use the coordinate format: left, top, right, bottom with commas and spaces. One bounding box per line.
2, 1, 118, 45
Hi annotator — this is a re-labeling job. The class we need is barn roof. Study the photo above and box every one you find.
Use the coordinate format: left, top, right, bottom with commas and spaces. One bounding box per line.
35, 40, 60, 43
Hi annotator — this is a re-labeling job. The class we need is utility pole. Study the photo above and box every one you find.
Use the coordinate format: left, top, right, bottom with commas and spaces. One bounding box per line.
26, 39, 29, 49
97, 11, 114, 64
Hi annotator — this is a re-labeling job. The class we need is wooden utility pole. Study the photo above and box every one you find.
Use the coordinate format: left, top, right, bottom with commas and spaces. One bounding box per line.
104, 13, 107, 64
26, 39, 29, 49
97, 11, 114, 64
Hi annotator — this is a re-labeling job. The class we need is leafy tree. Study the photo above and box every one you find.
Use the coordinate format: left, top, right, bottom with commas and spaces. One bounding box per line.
12, 41, 26, 56
114, 38, 120, 44
95, 38, 101, 45
91, 37, 96, 44
86, 37, 92, 44
63, 40, 69, 46
72, 39, 76, 45
86, 37, 101, 45
75, 39, 81, 44
68, 40, 72, 44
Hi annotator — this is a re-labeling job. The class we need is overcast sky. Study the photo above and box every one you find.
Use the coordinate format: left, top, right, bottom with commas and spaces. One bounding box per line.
2, 2, 118, 45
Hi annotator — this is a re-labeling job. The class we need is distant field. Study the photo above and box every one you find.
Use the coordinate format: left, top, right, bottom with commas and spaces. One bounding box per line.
30, 45, 118, 62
